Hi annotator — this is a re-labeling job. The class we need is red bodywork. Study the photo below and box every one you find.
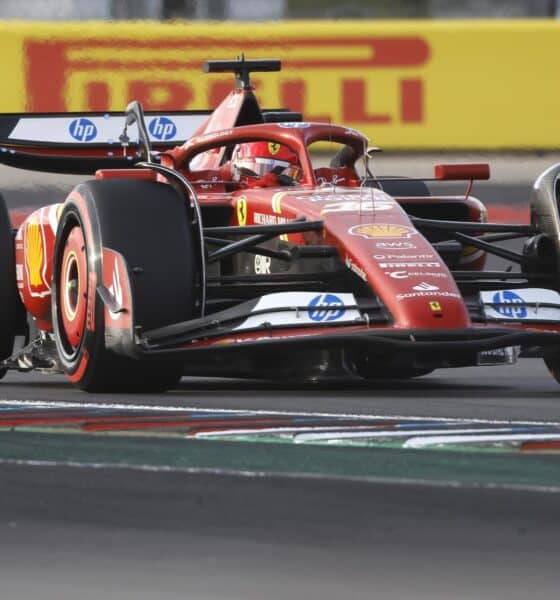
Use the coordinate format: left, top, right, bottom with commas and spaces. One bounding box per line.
15, 116, 484, 333
6, 58, 557, 385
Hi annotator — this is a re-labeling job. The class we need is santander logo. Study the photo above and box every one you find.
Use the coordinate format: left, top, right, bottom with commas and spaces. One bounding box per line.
412, 282, 439, 291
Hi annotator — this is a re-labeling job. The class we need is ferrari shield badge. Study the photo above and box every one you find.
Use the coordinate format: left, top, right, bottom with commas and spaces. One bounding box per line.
236, 196, 247, 226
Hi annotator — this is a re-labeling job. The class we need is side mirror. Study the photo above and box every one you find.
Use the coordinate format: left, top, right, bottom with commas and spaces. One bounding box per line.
122, 101, 153, 162
366, 146, 383, 158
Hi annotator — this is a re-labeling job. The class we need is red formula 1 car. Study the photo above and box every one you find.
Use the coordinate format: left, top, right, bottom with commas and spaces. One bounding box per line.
2, 57, 560, 392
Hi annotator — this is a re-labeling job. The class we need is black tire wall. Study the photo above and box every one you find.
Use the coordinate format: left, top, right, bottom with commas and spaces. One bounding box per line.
0, 194, 17, 361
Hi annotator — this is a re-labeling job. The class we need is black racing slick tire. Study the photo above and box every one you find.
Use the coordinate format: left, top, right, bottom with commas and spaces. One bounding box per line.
0, 193, 17, 371
52, 179, 197, 392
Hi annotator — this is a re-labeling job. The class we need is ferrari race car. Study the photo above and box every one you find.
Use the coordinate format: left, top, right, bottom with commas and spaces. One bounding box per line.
2, 57, 560, 392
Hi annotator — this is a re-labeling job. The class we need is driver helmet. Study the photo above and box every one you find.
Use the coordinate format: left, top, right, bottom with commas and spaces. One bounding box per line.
231, 141, 301, 181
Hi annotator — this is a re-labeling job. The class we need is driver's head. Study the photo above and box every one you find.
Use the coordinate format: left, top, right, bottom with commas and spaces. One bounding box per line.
231, 141, 301, 181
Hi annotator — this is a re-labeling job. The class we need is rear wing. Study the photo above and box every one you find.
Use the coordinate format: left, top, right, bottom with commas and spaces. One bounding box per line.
0, 110, 211, 150
0, 110, 300, 175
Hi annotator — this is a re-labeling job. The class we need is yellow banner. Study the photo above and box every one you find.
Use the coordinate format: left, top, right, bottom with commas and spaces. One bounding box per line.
1, 20, 559, 149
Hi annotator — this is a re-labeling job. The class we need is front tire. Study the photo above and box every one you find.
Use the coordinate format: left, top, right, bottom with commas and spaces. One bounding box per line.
52, 179, 198, 392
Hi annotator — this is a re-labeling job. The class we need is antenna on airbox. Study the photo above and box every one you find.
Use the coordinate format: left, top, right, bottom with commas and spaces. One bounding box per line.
203, 56, 282, 90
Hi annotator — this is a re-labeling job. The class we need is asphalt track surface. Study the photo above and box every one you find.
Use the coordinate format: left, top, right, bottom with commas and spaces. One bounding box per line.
2, 160, 560, 599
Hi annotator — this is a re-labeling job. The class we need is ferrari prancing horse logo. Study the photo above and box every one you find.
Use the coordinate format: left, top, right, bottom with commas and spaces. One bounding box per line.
236, 196, 247, 226
268, 142, 281, 155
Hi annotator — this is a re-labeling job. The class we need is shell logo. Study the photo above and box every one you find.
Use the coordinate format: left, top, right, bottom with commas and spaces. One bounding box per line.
25, 221, 47, 291
349, 223, 417, 239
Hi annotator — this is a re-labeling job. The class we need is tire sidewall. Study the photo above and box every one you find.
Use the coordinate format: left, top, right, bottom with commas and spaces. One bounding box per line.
52, 198, 104, 385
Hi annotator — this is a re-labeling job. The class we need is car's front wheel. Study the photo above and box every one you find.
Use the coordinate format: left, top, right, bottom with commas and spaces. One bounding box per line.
52, 179, 198, 392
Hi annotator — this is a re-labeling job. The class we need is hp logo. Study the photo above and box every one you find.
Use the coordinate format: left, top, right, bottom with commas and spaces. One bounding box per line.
69, 118, 97, 142
492, 290, 527, 319
308, 294, 345, 322
148, 117, 177, 141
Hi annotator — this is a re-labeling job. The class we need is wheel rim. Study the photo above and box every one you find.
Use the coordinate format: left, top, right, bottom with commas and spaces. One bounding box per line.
58, 225, 88, 354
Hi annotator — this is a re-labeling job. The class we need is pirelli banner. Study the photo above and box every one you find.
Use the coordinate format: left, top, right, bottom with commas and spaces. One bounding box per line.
1, 20, 559, 149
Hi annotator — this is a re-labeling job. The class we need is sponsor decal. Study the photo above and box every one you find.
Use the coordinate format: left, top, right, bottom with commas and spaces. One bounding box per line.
24, 221, 50, 297
491, 290, 527, 319
429, 301, 442, 312
236, 196, 247, 226
379, 261, 440, 268
413, 282, 439, 291
194, 129, 234, 145
268, 141, 281, 155
16, 264, 23, 289
254, 212, 288, 225
69, 117, 97, 142
9, 114, 202, 145
396, 291, 460, 301
386, 270, 448, 279
307, 293, 346, 322
295, 191, 385, 203
108, 261, 123, 321
25, 222, 44, 287
375, 241, 416, 249
271, 191, 285, 214
148, 116, 177, 140
278, 122, 310, 128
24, 36, 427, 128
233, 291, 361, 331
254, 255, 271, 275
481, 288, 560, 322
373, 253, 434, 260
321, 200, 394, 214
316, 173, 347, 185
349, 223, 417, 239
345, 255, 367, 282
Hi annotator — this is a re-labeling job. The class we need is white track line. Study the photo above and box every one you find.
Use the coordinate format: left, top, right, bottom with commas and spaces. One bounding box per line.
0, 397, 560, 427
3, 458, 560, 494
